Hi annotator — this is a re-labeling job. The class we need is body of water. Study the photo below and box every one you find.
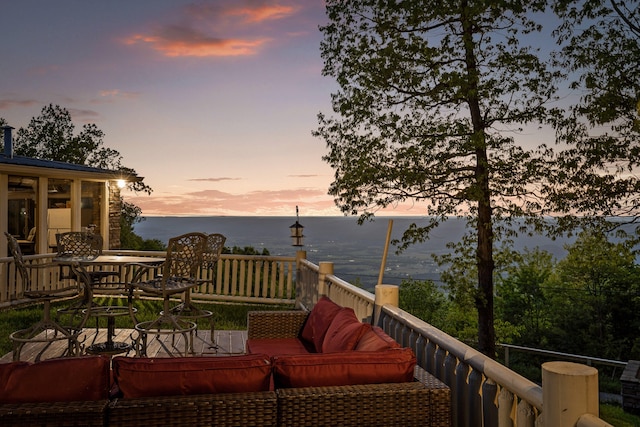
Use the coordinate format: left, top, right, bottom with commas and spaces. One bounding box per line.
134, 216, 569, 289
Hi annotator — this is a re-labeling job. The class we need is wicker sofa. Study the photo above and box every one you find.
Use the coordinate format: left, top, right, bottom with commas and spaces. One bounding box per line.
245, 297, 451, 427
0, 298, 450, 427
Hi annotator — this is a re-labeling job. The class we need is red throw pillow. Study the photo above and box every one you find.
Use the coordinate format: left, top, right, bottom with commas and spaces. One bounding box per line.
322, 308, 369, 353
355, 325, 401, 351
299, 296, 342, 352
112, 354, 271, 398
272, 347, 416, 388
0, 356, 110, 403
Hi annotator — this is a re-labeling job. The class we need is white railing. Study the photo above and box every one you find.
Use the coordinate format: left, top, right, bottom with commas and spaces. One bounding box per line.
295, 259, 614, 427
0, 250, 297, 308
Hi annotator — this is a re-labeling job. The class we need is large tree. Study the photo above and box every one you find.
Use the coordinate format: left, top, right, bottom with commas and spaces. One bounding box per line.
315, 0, 639, 357
13, 104, 151, 194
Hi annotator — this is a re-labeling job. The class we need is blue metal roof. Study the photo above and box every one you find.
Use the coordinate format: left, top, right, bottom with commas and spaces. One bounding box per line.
0, 153, 118, 175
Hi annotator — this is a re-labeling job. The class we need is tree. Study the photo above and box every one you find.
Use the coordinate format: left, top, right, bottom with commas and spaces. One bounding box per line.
547, 0, 640, 226
14, 104, 151, 194
544, 230, 640, 360
315, 0, 564, 357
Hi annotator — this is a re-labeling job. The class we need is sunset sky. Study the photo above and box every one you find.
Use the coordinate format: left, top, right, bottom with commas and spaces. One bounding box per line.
0, 0, 425, 217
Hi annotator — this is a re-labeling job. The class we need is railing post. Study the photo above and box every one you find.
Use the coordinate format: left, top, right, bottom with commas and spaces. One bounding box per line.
542, 361, 599, 427
318, 261, 333, 298
374, 284, 398, 326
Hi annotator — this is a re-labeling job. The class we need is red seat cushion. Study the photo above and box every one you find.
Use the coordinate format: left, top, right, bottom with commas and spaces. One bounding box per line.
299, 296, 342, 352
246, 337, 312, 357
0, 356, 110, 403
112, 354, 272, 398
272, 347, 417, 388
355, 325, 401, 351
322, 308, 369, 353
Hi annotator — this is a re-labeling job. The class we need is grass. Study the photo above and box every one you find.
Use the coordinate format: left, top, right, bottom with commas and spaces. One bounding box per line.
0, 297, 294, 356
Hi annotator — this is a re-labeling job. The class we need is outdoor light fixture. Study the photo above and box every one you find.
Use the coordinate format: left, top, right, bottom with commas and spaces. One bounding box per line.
116, 179, 126, 189
290, 206, 304, 247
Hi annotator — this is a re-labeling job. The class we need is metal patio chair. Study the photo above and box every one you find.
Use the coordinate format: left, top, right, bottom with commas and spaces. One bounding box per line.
4, 232, 81, 361
166, 233, 226, 349
127, 231, 208, 356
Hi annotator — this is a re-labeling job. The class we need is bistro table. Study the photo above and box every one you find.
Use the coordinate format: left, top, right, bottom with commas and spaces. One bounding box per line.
54, 255, 165, 355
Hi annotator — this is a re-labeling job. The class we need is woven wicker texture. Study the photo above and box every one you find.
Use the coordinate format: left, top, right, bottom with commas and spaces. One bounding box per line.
107, 392, 277, 427
247, 311, 309, 339
0, 399, 108, 427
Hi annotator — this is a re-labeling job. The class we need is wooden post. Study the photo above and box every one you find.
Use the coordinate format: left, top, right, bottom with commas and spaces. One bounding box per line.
317, 261, 333, 299
374, 284, 398, 326
542, 361, 599, 427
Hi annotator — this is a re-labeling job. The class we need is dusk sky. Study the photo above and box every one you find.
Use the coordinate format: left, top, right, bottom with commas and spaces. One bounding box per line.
0, 1, 425, 217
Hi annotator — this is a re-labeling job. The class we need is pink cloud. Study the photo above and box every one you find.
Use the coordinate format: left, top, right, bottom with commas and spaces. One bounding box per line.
125, 30, 269, 57
123, 1, 301, 58
124, 187, 338, 216
0, 98, 39, 110
226, 4, 298, 23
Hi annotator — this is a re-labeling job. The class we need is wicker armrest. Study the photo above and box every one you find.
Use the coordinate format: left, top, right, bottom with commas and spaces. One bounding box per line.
107, 391, 277, 427
247, 310, 309, 340
0, 399, 108, 427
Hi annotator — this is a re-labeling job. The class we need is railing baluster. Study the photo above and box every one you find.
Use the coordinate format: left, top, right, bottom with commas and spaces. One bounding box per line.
482, 379, 499, 427
498, 388, 515, 427
455, 361, 469, 427
469, 369, 483, 426
516, 400, 535, 427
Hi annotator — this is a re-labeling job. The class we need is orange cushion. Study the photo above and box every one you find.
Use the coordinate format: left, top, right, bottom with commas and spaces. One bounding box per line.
0, 356, 110, 403
300, 296, 342, 352
322, 308, 369, 353
355, 325, 401, 351
272, 348, 416, 388
246, 338, 312, 357
112, 354, 271, 398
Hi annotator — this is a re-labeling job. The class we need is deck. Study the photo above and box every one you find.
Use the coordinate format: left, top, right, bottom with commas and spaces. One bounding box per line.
0, 328, 248, 363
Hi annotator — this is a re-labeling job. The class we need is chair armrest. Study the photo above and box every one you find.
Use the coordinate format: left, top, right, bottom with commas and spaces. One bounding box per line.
247, 310, 309, 340
126, 262, 164, 283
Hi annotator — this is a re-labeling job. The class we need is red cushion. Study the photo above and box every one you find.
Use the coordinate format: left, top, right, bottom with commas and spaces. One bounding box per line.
272, 348, 416, 388
0, 356, 110, 403
246, 338, 312, 357
300, 296, 342, 352
112, 354, 271, 398
355, 325, 401, 351
322, 308, 369, 353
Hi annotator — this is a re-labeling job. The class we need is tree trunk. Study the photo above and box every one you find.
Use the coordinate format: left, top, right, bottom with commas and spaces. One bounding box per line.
462, 4, 496, 357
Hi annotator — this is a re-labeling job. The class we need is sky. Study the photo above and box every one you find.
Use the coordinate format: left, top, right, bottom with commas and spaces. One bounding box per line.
0, 0, 424, 217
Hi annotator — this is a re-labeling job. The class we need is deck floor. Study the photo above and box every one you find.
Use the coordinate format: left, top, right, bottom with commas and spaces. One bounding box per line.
0, 328, 247, 363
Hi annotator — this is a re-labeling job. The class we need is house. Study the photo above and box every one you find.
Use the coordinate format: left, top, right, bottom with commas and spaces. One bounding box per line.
0, 125, 138, 257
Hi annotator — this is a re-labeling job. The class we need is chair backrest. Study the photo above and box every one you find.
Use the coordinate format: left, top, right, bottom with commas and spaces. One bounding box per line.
56, 232, 103, 259
203, 233, 226, 268
4, 231, 32, 288
163, 232, 208, 280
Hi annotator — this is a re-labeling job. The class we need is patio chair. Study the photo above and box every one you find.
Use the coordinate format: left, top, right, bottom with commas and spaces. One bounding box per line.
165, 233, 226, 349
55, 231, 121, 331
4, 232, 81, 361
127, 232, 208, 356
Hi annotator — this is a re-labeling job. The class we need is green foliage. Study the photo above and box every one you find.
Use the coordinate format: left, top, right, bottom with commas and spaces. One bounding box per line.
398, 279, 450, 330
223, 246, 270, 256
